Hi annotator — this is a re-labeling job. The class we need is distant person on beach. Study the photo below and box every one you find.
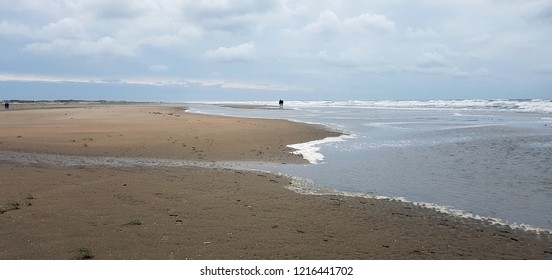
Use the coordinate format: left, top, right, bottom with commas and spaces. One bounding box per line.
4, 102, 8, 109
279, 99, 284, 109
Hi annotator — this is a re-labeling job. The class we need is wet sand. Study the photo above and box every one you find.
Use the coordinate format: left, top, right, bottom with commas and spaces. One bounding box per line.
1, 104, 551, 259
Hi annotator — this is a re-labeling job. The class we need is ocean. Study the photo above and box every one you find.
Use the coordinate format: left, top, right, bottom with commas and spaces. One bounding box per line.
186, 99, 552, 232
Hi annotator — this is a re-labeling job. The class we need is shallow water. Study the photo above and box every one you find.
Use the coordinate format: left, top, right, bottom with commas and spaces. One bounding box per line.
185, 101, 552, 231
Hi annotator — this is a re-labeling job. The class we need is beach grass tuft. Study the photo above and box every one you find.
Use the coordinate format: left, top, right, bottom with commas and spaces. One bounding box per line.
125, 219, 142, 226
1, 200, 20, 214
7, 200, 20, 209
76, 247, 94, 260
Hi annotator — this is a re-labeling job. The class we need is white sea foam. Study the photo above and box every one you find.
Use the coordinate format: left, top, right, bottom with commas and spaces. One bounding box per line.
200, 99, 552, 114
273, 99, 552, 114
287, 134, 356, 164
284, 174, 552, 234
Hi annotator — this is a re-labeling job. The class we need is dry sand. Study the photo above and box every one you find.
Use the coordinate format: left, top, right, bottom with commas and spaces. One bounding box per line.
1, 104, 551, 259
0, 104, 336, 163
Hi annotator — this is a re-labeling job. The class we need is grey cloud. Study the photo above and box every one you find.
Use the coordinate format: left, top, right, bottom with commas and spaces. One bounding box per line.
149, 64, 169, 72
530, 64, 552, 74
521, 0, 552, 23
182, 0, 282, 17
181, 0, 284, 33
83, 0, 152, 20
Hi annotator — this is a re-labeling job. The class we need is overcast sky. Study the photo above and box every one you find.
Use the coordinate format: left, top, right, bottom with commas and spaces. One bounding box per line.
1, 0, 551, 101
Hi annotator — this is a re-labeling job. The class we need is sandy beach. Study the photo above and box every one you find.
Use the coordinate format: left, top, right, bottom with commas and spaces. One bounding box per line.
1, 104, 551, 259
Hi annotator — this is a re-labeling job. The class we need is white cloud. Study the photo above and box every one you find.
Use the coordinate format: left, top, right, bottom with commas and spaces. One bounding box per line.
1, 1, 551, 99
343, 12, 396, 33
204, 42, 257, 63
0, 21, 33, 38
317, 50, 370, 68
23, 37, 136, 57
410, 61, 493, 79
297, 9, 396, 35
140, 25, 203, 48
406, 27, 437, 39
474, 67, 491, 76
0, 73, 308, 92
409, 65, 469, 78
301, 10, 340, 34
220, 81, 310, 92
38, 18, 89, 40
417, 52, 448, 69
467, 33, 491, 44
410, 52, 486, 78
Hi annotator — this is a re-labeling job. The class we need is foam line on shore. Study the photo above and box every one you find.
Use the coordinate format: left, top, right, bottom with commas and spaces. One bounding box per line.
283, 174, 552, 235
3, 150, 551, 235
287, 134, 356, 164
